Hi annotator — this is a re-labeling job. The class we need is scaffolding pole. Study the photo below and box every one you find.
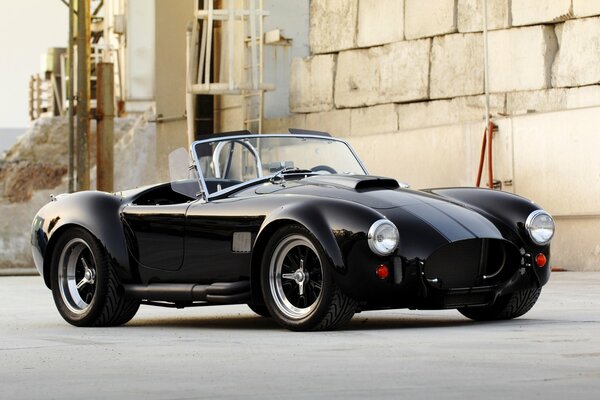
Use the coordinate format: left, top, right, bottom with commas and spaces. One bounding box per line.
96, 62, 115, 192
68, 0, 75, 192
76, 0, 91, 191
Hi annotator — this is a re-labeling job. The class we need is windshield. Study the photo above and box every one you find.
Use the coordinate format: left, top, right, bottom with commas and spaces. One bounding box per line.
192, 135, 367, 196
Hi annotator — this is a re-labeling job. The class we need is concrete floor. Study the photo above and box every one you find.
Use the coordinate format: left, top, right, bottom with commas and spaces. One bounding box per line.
0, 273, 598, 399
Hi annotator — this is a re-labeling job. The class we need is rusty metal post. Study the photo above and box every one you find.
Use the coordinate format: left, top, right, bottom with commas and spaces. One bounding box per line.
96, 62, 115, 192
67, 0, 75, 192
76, 0, 90, 191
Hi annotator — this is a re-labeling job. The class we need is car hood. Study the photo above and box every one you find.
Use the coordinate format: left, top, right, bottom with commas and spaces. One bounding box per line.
255, 175, 504, 246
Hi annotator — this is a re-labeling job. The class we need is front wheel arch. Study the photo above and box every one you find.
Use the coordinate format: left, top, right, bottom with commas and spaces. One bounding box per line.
259, 224, 356, 330
250, 219, 298, 306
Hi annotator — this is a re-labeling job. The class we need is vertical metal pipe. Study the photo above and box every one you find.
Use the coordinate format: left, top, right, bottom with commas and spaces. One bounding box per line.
76, 0, 90, 191
96, 62, 114, 192
67, 0, 75, 192
185, 27, 195, 147
483, 0, 491, 131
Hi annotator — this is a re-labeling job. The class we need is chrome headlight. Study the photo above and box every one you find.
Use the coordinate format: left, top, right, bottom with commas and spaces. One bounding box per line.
525, 210, 555, 245
368, 219, 399, 256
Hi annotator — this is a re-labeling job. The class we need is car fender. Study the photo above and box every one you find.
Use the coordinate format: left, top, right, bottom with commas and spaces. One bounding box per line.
255, 196, 386, 274
427, 188, 542, 243
427, 187, 551, 285
32, 191, 132, 288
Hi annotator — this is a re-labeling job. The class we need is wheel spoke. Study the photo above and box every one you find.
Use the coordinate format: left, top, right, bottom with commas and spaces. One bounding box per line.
76, 277, 89, 289
282, 273, 296, 280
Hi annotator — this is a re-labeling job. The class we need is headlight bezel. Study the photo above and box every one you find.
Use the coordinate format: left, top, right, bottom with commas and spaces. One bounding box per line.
525, 210, 555, 246
367, 219, 399, 256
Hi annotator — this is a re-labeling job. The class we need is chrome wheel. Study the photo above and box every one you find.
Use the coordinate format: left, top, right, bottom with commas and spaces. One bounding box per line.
57, 238, 97, 314
269, 234, 323, 319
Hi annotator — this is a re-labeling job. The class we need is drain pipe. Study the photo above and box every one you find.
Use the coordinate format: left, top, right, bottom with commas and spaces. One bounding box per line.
483, 0, 494, 189
483, 0, 490, 129
67, 0, 75, 192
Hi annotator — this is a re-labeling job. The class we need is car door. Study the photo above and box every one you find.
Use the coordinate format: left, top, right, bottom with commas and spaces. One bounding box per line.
182, 198, 265, 282
121, 203, 190, 271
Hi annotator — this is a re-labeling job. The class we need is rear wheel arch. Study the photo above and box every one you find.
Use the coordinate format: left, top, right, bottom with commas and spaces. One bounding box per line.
43, 223, 83, 289
49, 225, 140, 326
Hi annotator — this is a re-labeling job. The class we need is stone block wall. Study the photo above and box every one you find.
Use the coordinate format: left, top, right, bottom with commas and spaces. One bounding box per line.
268, 0, 600, 271
281, 0, 600, 134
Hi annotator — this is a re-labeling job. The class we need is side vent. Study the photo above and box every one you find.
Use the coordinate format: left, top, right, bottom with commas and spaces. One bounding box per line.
232, 232, 252, 253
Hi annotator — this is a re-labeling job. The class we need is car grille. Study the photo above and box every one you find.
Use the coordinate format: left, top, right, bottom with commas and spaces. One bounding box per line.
423, 238, 520, 289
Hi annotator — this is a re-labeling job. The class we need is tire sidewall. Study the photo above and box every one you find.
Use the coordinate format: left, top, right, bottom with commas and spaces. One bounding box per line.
50, 227, 108, 326
260, 225, 335, 330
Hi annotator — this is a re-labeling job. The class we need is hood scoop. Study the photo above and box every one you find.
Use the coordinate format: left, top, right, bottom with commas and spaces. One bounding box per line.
303, 175, 400, 191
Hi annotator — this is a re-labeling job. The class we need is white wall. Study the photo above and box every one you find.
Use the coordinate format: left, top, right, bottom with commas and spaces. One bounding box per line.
125, 0, 156, 111
0, 1, 67, 128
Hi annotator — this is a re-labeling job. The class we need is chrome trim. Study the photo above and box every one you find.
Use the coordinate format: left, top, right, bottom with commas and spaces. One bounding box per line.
525, 210, 555, 245
190, 134, 370, 201
367, 219, 399, 256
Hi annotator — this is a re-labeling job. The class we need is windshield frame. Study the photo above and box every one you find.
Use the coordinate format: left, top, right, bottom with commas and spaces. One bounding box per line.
189, 133, 369, 200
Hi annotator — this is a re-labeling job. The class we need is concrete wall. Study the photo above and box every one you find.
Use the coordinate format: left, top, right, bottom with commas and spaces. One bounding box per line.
264, 0, 600, 271
126, 0, 156, 112
154, 0, 193, 178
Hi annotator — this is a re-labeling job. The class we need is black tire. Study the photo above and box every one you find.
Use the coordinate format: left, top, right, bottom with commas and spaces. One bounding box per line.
260, 225, 356, 331
248, 303, 271, 318
458, 288, 542, 321
50, 227, 140, 327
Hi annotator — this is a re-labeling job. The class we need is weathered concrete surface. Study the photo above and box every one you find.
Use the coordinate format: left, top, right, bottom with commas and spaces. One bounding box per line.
505, 85, 600, 115
349, 124, 471, 188
565, 84, 600, 108
573, 0, 600, 17
263, 114, 307, 134
1, 273, 598, 399
511, 0, 572, 26
305, 108, 351, 137
349, 104, 398, 137
396, 94, 506, 131
510, 107, 600, 219
430, 33, 484, 99
488, 26, 558, 93
357, 0, 404, 47
289, 55, 336, 113
404, 0, 457, 40
506, 88, 568, 115
552, 17, 600, 88
310, 0, 358, 54
335, 39, 430, 108
457, 0, 511, 33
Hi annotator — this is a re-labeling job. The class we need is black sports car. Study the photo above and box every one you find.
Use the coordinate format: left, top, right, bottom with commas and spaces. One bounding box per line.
31, 130, 555, 331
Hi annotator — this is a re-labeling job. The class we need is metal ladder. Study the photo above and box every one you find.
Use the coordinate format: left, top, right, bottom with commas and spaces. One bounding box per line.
186, 0, 273, 143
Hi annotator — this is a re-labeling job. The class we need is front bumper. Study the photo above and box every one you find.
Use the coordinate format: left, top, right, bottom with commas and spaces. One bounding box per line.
334, 238, 550, 311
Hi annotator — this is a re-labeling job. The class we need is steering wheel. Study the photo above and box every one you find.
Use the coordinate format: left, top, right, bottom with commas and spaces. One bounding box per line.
310, 165, 337, 174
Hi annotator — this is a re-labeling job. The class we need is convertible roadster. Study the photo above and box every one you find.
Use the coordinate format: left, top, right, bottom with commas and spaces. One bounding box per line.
31, 130, 555, 331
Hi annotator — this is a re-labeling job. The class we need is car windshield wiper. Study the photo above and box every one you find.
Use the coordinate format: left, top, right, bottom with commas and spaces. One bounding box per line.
269, 167, 314, 184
